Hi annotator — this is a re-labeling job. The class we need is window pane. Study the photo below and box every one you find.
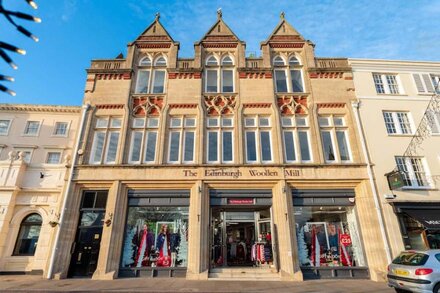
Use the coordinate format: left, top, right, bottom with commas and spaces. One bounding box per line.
46, 152, 61, 164
170, 118, 182, 128
299, 131, 311, 161
147, 118, 159, 128
96, 118, 108, 128
260, 131, 272, 161
152, 70, 165, 93
184, 131, 195, 162
169, 132, 180, 162
383, 112, 396, 134
245, 118, 255, 127
136, 71, 150, 93
54, 122, 68, 135
333, 117, 344, 126
110, 118, 122, 128
222, 56, 233, 65
275, 70, 288, 92
139, 57, 151, 66
207, 56, 218, 65
386, 75, 399, 94
259, 117, 270, 127
397, 112, 411, 134
155, 57, 167, 66
289, 56, 300, 65
273, 56, 285, 66
133, 118, 145, 128
130, 132, 143, 162
284, 131, 296, 161
208, 118, 219, 127
105, 132, 120, 163
246, 131, 257, 161
296, 117, 307, 127
336, 131, 350, 161
222, 70, 233, 93
0, 120, 10, 135
25, 121, 40, 135
223, 131, 233, 162
208, 132, 218, 162
207, 70, 218, 92
411, 158, 428, 187
318, 117, 330, 127
91, 132, 105, 163
395, 157, 412, 186
322, 131, 335, 161
282, 117, 293, 127
291, 70, 304, 92
184, 118, 196, 127
222, 118, 233, 127
144, 132, 157, 162
373, 74, 385, 94
13, 222, 41, 256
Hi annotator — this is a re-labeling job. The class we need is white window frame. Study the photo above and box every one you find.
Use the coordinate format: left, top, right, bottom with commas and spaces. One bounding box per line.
319, 115, 352, 163
204, 54, 235, 93
0, 119, 12, 136
128, 117, 160, 164
281, 115, 312, 163
396, 156, 432, 189
372, 73, 402, 95
89, 117, 122, 165
412, 73, 436, 94
135, 54, 167, 94
167, 116, 196, 164
52, 121, 70, 137
382, 111, 414, 135
46, 151, 62, 164
206, 117, 234, 164
23, 120, 42, 136
273, 54, 305, 93
244, 115, 273, 164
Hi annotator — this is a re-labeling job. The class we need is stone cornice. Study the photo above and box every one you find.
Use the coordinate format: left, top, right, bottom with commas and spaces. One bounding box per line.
349, 58, 440, 74
0, 104, 81, 113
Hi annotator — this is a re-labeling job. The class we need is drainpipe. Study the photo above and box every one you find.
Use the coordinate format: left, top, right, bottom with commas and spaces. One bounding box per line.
46, 103, 90, 279
351, 101, 392, 264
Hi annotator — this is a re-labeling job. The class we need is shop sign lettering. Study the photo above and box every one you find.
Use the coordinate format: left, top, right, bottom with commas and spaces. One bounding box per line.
425, 220, 440, 225
182, 168, 301, 178
228, 198, 254, 205
340, 234, 352, 246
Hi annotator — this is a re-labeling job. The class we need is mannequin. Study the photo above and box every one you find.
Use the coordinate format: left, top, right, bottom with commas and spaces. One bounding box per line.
156, 224, 171, 267
134, 224, 154, 267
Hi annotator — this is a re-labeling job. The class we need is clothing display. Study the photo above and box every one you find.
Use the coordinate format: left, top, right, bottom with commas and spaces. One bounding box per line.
134, 227, 154, 267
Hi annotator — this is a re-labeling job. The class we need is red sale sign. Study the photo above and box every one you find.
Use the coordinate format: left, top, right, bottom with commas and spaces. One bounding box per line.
340, 234, 352, 246
227, 198, 254, 205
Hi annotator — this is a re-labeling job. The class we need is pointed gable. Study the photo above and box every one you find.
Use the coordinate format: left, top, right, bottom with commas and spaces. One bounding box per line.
133, 13, 179, 49
197, 9, 245, 48
261, 12, 307, 48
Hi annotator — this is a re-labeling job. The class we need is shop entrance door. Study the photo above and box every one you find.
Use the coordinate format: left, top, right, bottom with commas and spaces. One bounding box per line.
210, 209, 274, 268
69, 226, 103, 277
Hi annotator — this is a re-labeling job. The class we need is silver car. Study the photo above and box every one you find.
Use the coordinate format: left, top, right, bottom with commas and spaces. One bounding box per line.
387, 250, 440, 293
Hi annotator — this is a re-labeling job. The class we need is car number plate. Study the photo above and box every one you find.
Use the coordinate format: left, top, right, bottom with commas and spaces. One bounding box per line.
394, 269, 409, 276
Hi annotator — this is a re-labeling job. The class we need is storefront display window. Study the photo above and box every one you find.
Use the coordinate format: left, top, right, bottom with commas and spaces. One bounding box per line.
294, 206, 365, 267
121, 207, 189, 268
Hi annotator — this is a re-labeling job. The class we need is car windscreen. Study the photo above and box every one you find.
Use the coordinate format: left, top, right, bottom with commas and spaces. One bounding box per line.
392, 252, 429, 266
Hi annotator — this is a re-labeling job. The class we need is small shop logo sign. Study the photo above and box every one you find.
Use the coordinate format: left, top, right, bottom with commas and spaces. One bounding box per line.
425, 220, 440, 225
228, 198, 254, 205
340, 234, 352, 246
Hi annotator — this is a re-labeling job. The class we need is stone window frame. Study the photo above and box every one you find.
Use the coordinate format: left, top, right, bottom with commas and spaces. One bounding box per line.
89, 117, 122, 165
206, 116, 234, 164
204, 54, 235, 94
244, 115, 273, 164
128, 117, 160, 164
167, 116, 197, 164
318, 115, 352, 163
382, 111, 414, 135
273, 54, 305, 94
135, 54, 167, 94
281, 115, 312, 163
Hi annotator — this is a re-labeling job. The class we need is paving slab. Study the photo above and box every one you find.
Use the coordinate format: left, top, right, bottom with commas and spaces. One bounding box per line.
0, 276, 394, 293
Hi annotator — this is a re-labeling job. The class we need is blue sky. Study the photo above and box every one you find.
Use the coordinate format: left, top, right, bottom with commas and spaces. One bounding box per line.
1, 0, 439, 106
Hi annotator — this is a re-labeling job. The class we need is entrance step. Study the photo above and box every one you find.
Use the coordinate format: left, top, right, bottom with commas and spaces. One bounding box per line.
208, 267, 280, 281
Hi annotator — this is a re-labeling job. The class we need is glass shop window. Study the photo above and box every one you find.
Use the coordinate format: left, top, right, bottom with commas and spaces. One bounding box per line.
294, 206, 366, 267
121, 207, 189, 268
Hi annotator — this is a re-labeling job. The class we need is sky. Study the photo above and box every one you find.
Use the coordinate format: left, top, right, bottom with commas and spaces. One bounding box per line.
1, 0, 440, 106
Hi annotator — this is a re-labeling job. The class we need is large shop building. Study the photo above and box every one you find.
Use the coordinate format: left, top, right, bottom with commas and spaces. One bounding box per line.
44, 13, 389, 281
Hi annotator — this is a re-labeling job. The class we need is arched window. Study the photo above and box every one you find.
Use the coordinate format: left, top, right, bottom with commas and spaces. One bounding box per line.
205, 54, 234, 93
135, 56, 167, 94
273, 56, 285, 66
289, 56, 301, 66
221, 55, 233, 66
206, 56, 218, 66
154, 56, 167, 66
273, 55, 304, 93
13, 213, 42, 256
139, 56, 152, 66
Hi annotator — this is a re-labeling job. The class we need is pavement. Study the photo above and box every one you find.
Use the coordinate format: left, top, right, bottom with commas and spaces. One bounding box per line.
0, 275, 395, 293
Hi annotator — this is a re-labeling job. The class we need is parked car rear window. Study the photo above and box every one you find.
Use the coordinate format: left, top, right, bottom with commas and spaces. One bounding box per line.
392, 252, 429, 266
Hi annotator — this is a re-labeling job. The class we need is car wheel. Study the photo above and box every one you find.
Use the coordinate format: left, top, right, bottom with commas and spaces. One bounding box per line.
433, 283, 440, 293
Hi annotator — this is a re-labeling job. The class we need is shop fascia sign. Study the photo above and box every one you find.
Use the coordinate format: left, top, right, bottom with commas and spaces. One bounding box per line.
183, 167, 301, 178
227, 198, 254, 205
385, 170, 405, 190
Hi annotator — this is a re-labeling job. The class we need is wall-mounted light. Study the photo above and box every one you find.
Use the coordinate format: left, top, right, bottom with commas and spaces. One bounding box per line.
40, 172, 44, 178
105, 213, 113, 227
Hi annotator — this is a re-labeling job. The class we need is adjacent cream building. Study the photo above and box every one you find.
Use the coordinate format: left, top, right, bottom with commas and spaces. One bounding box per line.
45, 13, 390, 282
0, 104, 81, 274
349, 59, 440, 257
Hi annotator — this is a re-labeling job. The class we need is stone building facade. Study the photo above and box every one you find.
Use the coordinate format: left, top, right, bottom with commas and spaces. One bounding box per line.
349, 59, 440, 257
0, 104, 81, 273
43, 13, 388, 281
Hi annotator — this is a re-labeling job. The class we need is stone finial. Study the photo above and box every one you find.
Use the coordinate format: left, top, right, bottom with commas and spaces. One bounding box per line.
280, 11, 285, 20
155, 12, 160, 21
63, 154, 71, 165
217, 8, 222, 19
18, 151, 25, 161
8, 151, 15, 161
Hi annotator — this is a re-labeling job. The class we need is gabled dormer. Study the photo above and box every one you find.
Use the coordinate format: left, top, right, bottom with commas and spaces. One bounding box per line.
194, 10, 246, 68
127, 13, 179, 69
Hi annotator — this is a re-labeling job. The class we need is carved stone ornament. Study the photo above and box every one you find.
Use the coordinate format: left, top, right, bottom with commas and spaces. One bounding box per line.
277, 95, 308, 115
132, 96, 164, 116
204, 95, 236, 116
